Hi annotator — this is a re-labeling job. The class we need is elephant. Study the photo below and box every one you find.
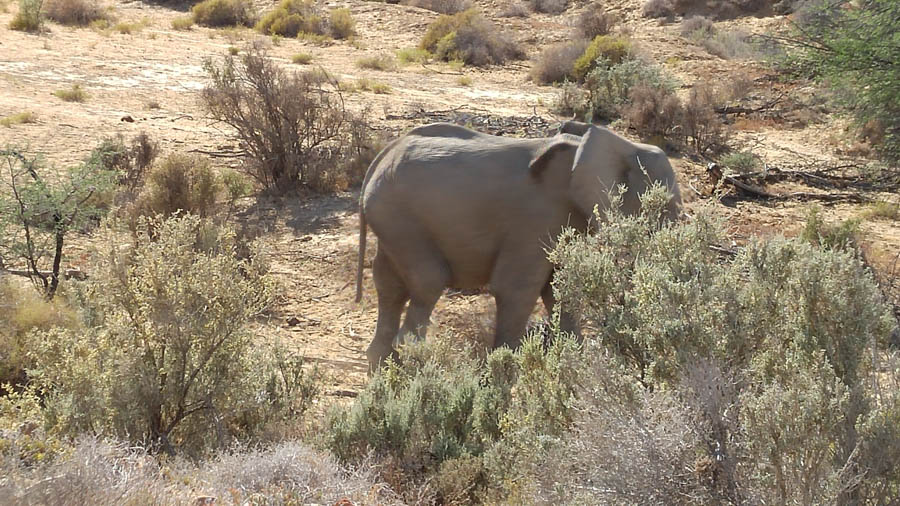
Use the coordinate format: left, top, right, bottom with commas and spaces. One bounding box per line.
355, 120, 681, 370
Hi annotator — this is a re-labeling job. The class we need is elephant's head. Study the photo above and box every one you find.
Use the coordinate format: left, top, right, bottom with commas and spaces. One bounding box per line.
532, 121, 682, 222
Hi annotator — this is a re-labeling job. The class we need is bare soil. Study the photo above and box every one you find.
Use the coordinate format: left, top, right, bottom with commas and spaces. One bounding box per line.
1, 0, 897, 395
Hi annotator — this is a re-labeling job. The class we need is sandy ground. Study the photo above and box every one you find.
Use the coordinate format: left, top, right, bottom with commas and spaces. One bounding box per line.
1, 0, 897, 395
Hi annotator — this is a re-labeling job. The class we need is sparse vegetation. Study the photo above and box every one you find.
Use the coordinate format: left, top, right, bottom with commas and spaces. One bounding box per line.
0, 111, 36, 127
171, 15, 193, 30
328, 7, 355, 39
53, 83, 88, 102
90, 132, 158, 193
9, 0, 43, 31
527, 0, 568, 14
396, 47, 431, 64
43, 0, 107, 26
201, 44, 376, 191
420, 8, 524, 67
291, 52, 313, 64
499, 1, 529, 17
254, 0, 323, 37
404, 0, 470, 14
129, 153, 223, 219
355, 53, 397, 71
192, 0, 255, 28
456, 75, 472, 86
113, 21, 142, 34
354, 78, 392, 94
863, 200, 899, 221
720, 150, 760, 173
576, 2, 614, 38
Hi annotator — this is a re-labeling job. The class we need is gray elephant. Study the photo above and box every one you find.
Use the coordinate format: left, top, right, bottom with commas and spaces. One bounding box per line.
355, 120, 681, 370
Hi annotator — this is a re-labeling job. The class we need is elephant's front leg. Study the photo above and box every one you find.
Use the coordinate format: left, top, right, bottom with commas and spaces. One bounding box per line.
541, 281, 581, 340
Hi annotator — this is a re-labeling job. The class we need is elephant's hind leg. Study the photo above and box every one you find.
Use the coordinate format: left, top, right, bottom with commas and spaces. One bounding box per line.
541, 282, 581, 340
367, 249, 409, 371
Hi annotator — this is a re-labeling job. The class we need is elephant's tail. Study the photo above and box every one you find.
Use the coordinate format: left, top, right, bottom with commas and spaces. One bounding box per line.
355, 207, 366, 303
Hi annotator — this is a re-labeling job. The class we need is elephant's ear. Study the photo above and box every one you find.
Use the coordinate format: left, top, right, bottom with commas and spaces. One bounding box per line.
529, 141, 574, 179
557, 120, 593, 137
569, 126, 627, 219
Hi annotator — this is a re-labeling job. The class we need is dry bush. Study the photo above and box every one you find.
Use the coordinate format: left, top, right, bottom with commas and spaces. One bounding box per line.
581, 56, 676, 121
530, 39, 587, 84
622, 84, 682, 139
130, 153, 222, 219
0, 112, 36, 128
356, 53, 397, 71
642, 0, 673, 19
680, 15, 714, 37
499, 1, 529, 17
53, 84, 87, 102
171, 15, 192, 30
43, 0, 107, 26
576, 3, 615, 38
528, 0, 568, 14
329, 7, 354, 39
191, 0, 255, 27
90, 132, 158, 193
404, 0, 470, 14
201, 44, 375, 191
680, 84, 727, 153
0, 438, 399, 505
421, 9, 524, 66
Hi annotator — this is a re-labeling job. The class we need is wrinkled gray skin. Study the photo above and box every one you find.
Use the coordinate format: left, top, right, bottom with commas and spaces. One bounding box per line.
356, 120, 681, 370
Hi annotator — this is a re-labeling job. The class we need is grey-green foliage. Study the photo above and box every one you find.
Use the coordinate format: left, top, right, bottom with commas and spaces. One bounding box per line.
0, 149, 116, 298
583, 56, 677, 121
27, 214, 316, 456
327, 333, 581, 502
547, 184, 899, 503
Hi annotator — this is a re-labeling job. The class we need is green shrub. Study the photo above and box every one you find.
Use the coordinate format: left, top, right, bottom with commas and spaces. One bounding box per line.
291, 52, 313, 64
355, 53, 396, 71
572, 34, 630, 81
254, 0, 323, 37
130, 153, 223, 219
582, 56, 675, 121
192, 0, 255, 28
719, 150, 759, 173
43, 0, 107, 26
396, 47, 431, 64
53, 84, 88, 102
328, 7, 354, 39
783, 0, 900, 162
0, 111, 36, 127
327, 333, 581, 502
171, 15, 193, 30
862, 200, 899, 221
542, 184, 899, 502
420, 8, 524, 66
24, 214, 310, 455
800, 206, 860, 251
9, 0, 42, 31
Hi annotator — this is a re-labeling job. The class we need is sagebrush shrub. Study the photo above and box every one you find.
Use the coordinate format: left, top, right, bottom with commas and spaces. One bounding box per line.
420, 8, 524, 66
202, 44, 374, 191
254, 0, 322, 36
90, 132, 157, 193
42, 0, 106, 26
328, 7, 354, 39
192, 0, 255, 28
130, 153, 222, 219
543, 185, 900, 502
23, 215, 317, 455
582, 56, 675, 121
405, 0, 470, 14
9, 0, 42, 31
527, 0, 568, 14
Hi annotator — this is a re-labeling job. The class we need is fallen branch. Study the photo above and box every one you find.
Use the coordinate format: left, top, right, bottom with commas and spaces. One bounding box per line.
708, 163, 872, 204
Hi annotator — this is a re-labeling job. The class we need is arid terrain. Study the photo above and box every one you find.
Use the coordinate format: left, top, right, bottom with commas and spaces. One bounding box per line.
2, 0, 898, 397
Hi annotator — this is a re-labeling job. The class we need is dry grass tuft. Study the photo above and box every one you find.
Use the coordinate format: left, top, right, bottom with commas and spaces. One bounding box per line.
192, 0, 255, 28
0, 111, 36, 127
53, 84, 88, 102
43, 0, 108, 26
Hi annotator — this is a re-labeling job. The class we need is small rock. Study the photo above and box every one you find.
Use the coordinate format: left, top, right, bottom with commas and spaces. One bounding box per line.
121, 115, 135, 122
286, 316, 302, 326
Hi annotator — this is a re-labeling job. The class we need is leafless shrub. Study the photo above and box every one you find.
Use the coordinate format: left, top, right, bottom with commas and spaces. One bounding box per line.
622, 84, 683, 139
681, 84, 727, 154
499, 1, 529, 17
201, 44, 373, 191
91, 132, 158, 193
42, 0, 106, 25
642, 0, 674, 19
575, 3, 615, 38
530, 39, 588, 84
404, 0, 470, 14
681, 15, 714, 37
528, 0, 569, 14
